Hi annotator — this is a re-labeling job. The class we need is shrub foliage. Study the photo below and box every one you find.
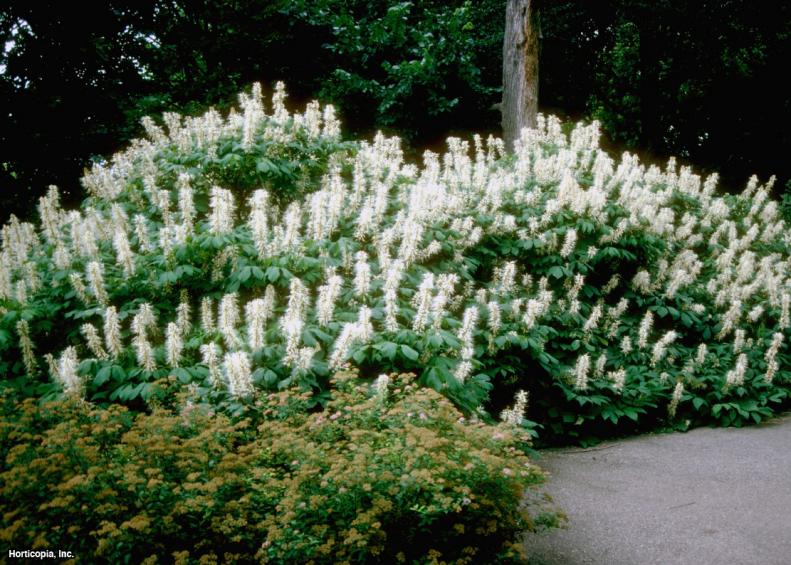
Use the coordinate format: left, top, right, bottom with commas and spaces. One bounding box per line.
0, 83, 789, 443
0, 372, 551, 564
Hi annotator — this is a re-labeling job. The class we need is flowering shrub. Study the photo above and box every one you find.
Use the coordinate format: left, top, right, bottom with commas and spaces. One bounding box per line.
0, 82, 789, 441
0, 372, 554, 564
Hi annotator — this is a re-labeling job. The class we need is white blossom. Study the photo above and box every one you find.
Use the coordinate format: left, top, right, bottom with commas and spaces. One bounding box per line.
209, 187, 236, 234
632, 270, 652, 294
487, 301, 502, 343
80, 323, 108, 361
200, 343, 222, 387
113, 230, 135, 277
717, 300, 742, 339
567, 274, 584, 315
454, 305, 479, 381
218, 293, 241, 347
412, 273, 435, 332
16, 320, 37, 374
608, 368, 627, 392
55, 346, 82, 397
176, 294, 191, 335
696, 343, 708, 365
178, 173, 196, 231
427, 274, 452, 328
651, 330, 678, 366
500, 390, 528, 425
86, 261, 109, 305
281, 278, 310, 365
573, 353, 591, 390
201, 297, 215, 333
668, 381, 684, 418
637, 311, 654, 349
133, 214, 151, 251
316, 271, 343, 326
249, 190, 270, 257
382, 259, 404, 332
733, 328, 745, 353
621, 335, 633, 355
583, 303, 603, 333
328, 323, 358, 370
595, 353, 607, 376
245, 298, 271, 350
494, 262, 517, 295
104, 306, 123, 358
223, 351, 254, 398
132, 303, 157, 339
764, 333, 784, 384
559, 228, 577, 258
725, 353, 748, 387
602, 274, 620, 295
165, 322, 183, 367
373, 373, 390, 398
353, 251, 371, 297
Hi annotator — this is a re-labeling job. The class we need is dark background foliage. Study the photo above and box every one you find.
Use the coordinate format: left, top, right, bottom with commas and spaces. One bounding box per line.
1, 0, 789, 222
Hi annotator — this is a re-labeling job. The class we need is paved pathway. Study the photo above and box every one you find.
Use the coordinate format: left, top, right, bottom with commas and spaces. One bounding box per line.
523, 414, 791, 565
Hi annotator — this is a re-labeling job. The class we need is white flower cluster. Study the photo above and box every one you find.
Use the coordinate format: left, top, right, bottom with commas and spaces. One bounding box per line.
131, 303, 157, 372
81, 322, 108, 361
50, 347, 82, 398
500, 390, 529, 425
607, 368, 627, 392
668, 381, 684, 418
454, 305, 479, 383
223, 350, 253, 398
16, 320, 37, 375
726, 354, 749, 387
573, 354, 591, 391
328, 306, 374, 370
651, 330, 678, 366
764, 333, 784, 384
372, 373, 390, 398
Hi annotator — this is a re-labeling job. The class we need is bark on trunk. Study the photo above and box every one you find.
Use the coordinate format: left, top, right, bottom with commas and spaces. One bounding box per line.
502, 0, 539, 152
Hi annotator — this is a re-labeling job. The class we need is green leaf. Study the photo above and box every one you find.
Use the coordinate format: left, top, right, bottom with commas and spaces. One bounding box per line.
423, 367, 443, 390
380, 342, 398, 361
94, 366, 112, 387
257, 158, 274, 172
401, 344, 419, 361
548, 266, 564, 279
266, 267, 280, 282
174, 368, 191, 383
623, 408, 640, 422
139, 383, 154, 401
352, 347, 367, 363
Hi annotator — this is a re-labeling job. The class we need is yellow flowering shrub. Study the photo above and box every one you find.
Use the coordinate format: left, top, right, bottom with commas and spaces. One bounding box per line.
0, 372, 557, 564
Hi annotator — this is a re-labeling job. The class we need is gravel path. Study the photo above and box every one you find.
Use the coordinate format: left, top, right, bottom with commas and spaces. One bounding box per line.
523, 414, 791, 565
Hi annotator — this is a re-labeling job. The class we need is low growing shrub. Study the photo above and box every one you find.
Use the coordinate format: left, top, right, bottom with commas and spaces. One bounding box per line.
0, 372, 556, 564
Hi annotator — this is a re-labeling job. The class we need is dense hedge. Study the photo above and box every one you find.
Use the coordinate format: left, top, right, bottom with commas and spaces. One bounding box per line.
0, 83, 788, 445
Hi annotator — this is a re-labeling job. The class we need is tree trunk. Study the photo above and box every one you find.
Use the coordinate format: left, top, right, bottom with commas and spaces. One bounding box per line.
501, 0, 540, 152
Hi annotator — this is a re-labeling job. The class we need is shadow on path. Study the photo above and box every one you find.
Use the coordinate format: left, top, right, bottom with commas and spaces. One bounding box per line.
524, 414, 791, 565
